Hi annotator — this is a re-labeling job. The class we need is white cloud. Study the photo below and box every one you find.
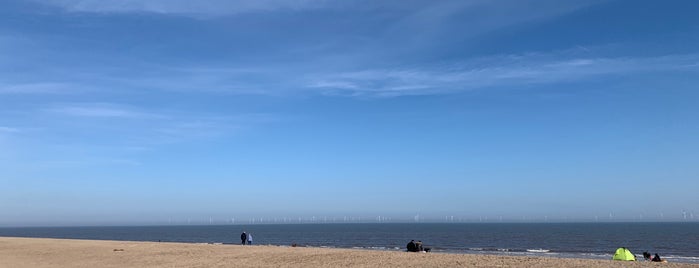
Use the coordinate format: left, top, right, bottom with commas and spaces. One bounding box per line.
307, 53, 699, 97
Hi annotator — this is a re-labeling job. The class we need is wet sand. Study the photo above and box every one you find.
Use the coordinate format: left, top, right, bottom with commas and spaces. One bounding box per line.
0, 237, 696, 267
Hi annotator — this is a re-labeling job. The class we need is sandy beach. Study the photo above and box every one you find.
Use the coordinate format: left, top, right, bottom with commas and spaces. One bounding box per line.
0, 237, 696, 268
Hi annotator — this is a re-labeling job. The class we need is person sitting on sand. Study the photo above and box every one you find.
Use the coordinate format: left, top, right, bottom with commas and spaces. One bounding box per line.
652, 253, 662, 262
643, 251, 651, 261
406, 240, 417, 252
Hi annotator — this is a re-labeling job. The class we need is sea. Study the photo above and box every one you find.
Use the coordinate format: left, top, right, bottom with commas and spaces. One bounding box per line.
1, 223, 697, 264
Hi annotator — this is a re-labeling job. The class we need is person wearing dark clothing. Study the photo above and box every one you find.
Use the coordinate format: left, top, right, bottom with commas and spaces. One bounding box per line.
652, 253, 662, 262
240, 232, 247, 245
643, 251, 651, 261
406, 240, 417, 252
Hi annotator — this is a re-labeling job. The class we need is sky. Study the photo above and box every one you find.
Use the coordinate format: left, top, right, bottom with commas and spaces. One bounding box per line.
1, 0, 698, 226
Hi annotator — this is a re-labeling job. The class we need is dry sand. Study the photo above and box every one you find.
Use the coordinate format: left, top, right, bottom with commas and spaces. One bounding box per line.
0, 237, 696, 268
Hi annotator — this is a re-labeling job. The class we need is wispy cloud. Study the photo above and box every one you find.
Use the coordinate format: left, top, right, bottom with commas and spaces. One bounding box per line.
0, 82, 87, 95
41, 102, 277, 145
118, 66, 289, 95
384, 0, 599, 48
143, 114, 229, 140
0, 127, 20, 133
4, 1, 609, 98
44, 103, 226, 142
0, 102, 282, 168
34, 158, 142, 169
35, 0, 601, 25
307, 53, 699, 97
46, 103, 159, 118
20, 52, 697, 99
38, 0, 331, 16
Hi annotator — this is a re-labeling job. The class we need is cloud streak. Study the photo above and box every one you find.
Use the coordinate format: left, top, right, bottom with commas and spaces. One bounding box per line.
3, 1, 609, 98
0, 102, 283, 169
41, 102, 276, 145
307, 53, 699, 97
35, 0, 600, 25
0, 127, 20, 133
46, 103, 159, 118
0, 82, 86, 95
38, 0, 332, 16
14, 53, 696, 99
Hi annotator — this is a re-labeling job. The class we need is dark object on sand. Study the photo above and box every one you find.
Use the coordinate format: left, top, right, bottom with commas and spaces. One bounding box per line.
406, 240, 417, 252
406, 240, 431, 252
643, 251, 651, 261
652, 253, 662, 262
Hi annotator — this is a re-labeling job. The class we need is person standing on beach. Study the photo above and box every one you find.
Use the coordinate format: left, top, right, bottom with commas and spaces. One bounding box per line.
240, 232, 247, 245
247, 233, 253, 245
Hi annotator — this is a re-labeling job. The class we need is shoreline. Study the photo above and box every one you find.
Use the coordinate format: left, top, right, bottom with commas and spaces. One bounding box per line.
1, 237, 698, 267
3, 234, 697, 264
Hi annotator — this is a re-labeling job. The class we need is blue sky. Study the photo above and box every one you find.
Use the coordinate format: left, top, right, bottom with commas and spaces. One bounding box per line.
1, 0, 698, 226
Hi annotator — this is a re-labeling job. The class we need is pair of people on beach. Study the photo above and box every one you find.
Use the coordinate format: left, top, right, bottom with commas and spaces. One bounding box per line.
642, 251, 663, 262
406, 240, 429, 252
240, 232, 253, 245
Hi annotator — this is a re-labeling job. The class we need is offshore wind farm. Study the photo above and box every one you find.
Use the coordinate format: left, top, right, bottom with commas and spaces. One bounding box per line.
103, 211, 699, 226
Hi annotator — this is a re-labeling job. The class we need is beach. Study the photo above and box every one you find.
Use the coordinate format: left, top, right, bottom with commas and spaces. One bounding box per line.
1, 237, 696, 268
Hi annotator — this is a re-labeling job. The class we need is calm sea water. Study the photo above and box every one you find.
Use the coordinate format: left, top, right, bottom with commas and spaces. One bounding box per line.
1, 223, 697, 263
